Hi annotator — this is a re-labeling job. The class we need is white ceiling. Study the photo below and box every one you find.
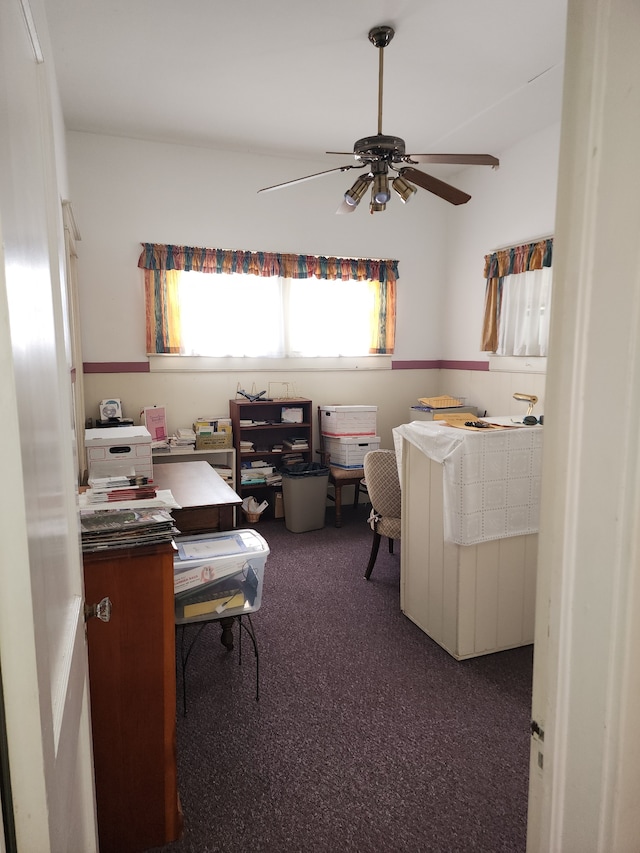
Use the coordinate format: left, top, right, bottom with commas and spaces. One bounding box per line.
43, 0, 568, 176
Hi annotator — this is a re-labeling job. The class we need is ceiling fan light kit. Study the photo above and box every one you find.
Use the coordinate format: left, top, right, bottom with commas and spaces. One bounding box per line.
392, 175, 417, 203
258, 25, 500, 213
372, 171, 391, 205
344, 176, 371, 207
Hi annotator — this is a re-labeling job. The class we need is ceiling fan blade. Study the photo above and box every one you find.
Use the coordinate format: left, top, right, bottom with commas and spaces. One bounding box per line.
258, 165, 361, 194
405, 153, 499, 167
400, 167, 471, 206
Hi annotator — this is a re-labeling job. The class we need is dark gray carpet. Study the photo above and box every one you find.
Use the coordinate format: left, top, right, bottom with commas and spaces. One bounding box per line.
149, 506, 533, 853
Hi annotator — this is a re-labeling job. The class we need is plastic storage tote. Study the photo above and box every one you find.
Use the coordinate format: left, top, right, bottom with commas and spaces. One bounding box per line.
173, 528, 269, 623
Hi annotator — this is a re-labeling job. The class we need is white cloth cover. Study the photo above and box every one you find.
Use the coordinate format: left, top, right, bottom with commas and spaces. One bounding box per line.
393, 421, 543, 546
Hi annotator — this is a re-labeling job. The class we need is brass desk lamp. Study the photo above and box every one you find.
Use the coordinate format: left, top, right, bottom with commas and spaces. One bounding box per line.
513, 392, 539, 423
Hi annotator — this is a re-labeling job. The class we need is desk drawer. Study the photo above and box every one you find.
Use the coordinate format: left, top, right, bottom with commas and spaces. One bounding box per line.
172, 505, 222, 534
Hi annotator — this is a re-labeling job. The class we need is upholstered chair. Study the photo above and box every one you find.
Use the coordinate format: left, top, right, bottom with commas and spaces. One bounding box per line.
363, 449, 401, 579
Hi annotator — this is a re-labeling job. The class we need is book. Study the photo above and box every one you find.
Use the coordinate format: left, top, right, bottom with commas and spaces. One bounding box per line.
176, 428, 196, 441
141, 405, 168, 442
85, 484, 158, 503
182, 592, 245, 619
283, 439, 309, 451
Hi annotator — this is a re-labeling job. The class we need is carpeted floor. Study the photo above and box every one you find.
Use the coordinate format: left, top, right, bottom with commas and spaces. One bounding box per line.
149, 505, 533, 853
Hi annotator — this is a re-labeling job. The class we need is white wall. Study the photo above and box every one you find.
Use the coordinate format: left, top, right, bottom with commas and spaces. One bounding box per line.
439, 366, 548, 419
67, 131, 447, 363
82, 366, 440, 453
444, 123, 561, 362
67, 124, 561, 437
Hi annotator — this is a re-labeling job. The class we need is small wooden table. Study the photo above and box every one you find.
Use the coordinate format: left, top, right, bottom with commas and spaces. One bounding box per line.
153, 460, 245, 651
153, 460, 242, 534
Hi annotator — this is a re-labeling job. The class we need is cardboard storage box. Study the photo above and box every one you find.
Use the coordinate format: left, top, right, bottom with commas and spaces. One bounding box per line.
173, 529, 269, 622
85, 426, 153, 481
195, 432, 232, 450
324, 435, 381, 469
320, 405, 377, 436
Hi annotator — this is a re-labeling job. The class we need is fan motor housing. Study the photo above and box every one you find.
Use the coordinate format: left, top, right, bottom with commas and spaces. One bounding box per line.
353, 135, 406, 164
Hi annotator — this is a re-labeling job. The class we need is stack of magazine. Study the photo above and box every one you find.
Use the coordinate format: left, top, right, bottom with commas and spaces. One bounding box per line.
80, 507, 178, 552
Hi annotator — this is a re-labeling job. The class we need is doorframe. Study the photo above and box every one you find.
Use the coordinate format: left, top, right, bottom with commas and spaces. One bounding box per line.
0, 660, 16, 853
527, 0, 640, 849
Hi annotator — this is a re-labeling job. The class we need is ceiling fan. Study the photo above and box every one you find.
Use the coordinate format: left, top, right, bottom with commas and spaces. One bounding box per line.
258, 25, 499, 214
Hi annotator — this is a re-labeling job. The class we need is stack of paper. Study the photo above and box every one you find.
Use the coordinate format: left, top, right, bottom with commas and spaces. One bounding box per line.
79, 507, 178, 552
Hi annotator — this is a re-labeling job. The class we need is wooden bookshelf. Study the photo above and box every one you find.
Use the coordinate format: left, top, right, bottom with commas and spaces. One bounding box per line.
229, 397, 313, 518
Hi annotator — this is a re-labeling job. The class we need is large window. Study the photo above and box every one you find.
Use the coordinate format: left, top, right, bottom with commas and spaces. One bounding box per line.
139, 243, 397, 358
481, 238, 553, 357
176, 272, 377, 357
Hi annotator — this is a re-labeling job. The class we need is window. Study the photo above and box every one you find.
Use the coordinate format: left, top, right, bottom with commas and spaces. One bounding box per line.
481, 238, 553, 357
496, 266, 552, 356
177, 272, 377, 357
138, 243, 397, 358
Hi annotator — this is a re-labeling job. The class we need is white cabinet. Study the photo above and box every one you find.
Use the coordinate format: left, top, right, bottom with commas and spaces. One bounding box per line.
397, 429, 538, 660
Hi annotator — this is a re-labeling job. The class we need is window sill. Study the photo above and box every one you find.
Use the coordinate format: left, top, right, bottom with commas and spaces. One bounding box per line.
488, 356, 547, 374
147, 355, 393, 372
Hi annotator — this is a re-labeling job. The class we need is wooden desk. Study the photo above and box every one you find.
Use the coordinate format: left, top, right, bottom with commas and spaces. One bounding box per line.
154, 460, 245, 650
153, 460, 242, 534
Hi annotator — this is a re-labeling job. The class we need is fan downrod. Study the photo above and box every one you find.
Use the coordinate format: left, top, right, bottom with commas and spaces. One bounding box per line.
368, 26, 394, 48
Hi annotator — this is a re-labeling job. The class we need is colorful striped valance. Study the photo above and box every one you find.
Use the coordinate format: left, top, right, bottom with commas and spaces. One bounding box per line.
138, 243, 399, 284
481, 237, 553, 353
483, 237, 553, 280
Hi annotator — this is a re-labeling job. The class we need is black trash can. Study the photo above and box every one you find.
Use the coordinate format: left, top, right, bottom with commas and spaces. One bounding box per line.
281, 463, 330, 533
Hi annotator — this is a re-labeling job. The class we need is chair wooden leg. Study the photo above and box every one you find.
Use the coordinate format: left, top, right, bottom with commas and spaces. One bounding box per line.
352, 482, 360, 508
389, 538, 394, 555
334, 483, 343, 528
365, 532, 381, 580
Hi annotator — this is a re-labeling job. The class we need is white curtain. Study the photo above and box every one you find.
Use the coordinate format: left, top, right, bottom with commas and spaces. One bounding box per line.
177, 271, 374, 357
496, 266, 553, 356
178, 272, 285, 357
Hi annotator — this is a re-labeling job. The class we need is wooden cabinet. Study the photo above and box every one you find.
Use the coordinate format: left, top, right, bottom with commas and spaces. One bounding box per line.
83, 543, 182, 853
229, 398, 313, 517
